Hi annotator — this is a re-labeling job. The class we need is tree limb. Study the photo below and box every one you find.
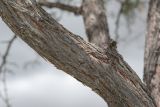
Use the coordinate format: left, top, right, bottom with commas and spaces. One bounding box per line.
144, 0, 160, 106
39, 1, 82, 15
0, 0, 155, 107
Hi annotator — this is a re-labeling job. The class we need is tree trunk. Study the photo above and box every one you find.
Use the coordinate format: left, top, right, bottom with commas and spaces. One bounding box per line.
144, 0, 160, 106
0, 0, 155, 107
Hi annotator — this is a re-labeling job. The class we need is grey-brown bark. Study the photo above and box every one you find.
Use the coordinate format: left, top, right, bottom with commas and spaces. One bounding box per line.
0, 0, 156, 107
82, 0, 110, 49
143, 0, 160, 106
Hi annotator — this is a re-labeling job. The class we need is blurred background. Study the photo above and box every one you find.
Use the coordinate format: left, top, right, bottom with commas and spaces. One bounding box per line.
0, 0, 148, 107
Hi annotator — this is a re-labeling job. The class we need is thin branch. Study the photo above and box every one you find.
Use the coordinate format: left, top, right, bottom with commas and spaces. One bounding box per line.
114, 1, 124, 42
0, 35, 16, 107
39, 2, 82, 15
0, 35, 16, 73
1, 69, 11, 107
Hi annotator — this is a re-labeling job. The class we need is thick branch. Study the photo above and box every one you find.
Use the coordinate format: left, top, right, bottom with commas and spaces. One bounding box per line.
144, 0, 160, 106
39, 2, 82, 15
0, 0, 155, 107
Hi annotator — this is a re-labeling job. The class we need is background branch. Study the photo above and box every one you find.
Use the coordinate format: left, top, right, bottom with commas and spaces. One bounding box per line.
1, 69, 11, 107
0, 35, 16, 107
39, 2, 82, 15
0, 35, 16, 73
114, 2, 124, 42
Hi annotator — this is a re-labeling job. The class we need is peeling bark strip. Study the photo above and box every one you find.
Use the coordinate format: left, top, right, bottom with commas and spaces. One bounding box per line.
144, 0, 160, 106
0, 0, 155, 107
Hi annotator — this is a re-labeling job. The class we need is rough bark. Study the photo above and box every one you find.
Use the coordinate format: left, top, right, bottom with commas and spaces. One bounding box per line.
0, 0, 155, 107
143, 0, 160, 106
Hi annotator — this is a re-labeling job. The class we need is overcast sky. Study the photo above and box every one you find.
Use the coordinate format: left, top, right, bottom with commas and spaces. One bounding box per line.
0, 0, 148, 107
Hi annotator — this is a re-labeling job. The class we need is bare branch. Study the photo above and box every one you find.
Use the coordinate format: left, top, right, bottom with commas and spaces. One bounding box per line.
0, 35, 16, 74
114, 2, 124, 42
1, 70, 11, 107
0, 35, 16, 107
0, 0, 155, 107
39, 2, 82, 15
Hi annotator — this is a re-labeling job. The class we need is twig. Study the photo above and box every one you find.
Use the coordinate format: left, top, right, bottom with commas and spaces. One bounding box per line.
0, 35, 16, 74
1, 69, 11, 107
114, 2, 124, 42
0, 35, 16, 107
39, 2, 82, 15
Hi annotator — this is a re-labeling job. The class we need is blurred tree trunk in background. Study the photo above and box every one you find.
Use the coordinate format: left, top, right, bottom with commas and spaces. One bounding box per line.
0, 0, 160, 107
144, 0, 160, 107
